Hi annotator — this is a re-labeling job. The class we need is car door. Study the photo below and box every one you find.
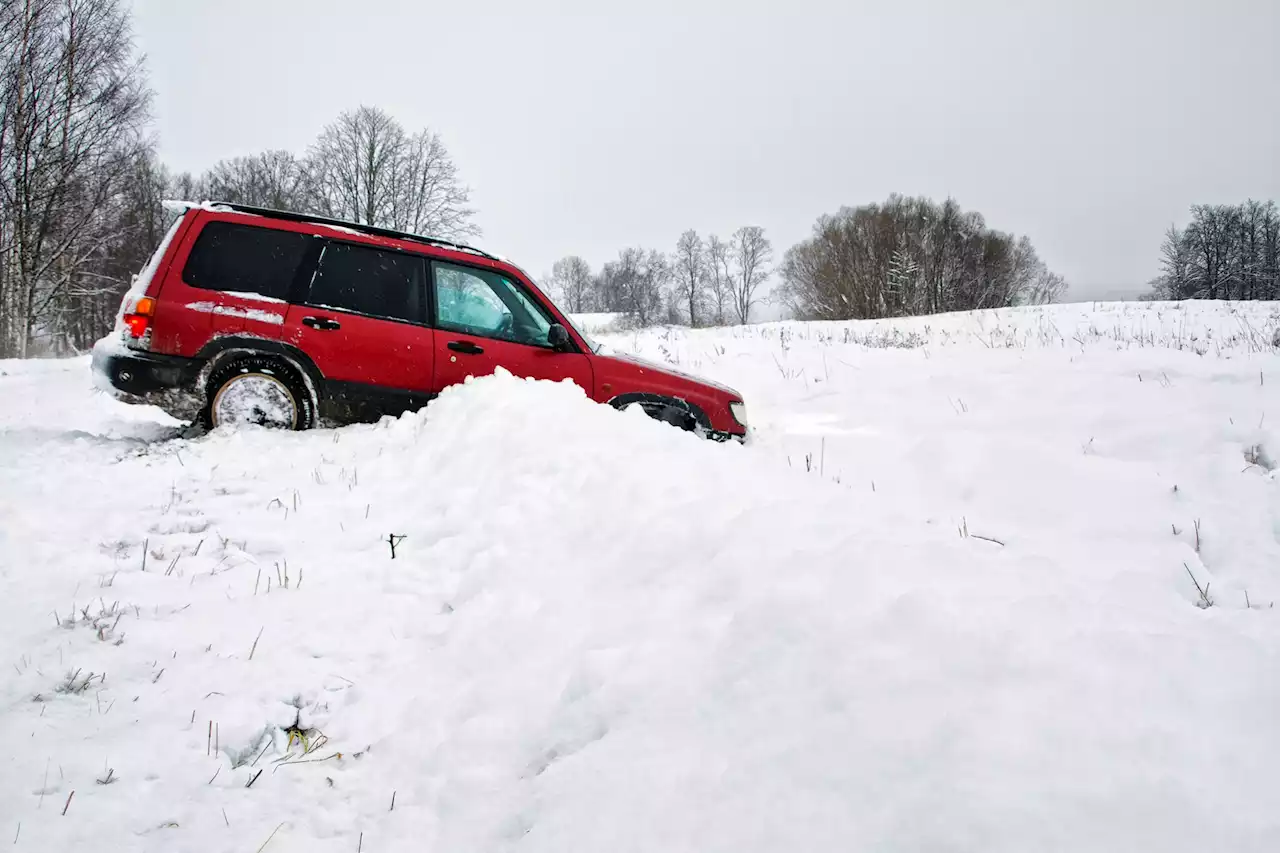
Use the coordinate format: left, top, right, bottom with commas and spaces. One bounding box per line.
282, 240, 435, 420
430, 260, 593, 394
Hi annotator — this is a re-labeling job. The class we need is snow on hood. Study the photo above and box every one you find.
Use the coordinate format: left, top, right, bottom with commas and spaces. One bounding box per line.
597, 349, 741, 397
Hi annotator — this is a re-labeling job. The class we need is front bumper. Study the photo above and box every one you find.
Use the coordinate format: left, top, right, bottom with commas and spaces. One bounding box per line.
706, 427, 750, 444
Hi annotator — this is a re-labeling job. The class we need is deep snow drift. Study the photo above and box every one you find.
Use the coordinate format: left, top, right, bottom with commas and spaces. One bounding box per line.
2, 301, 1280, 852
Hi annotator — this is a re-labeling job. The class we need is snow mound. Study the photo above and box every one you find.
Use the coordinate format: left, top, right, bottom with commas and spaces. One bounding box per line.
4, 316, 1280, 851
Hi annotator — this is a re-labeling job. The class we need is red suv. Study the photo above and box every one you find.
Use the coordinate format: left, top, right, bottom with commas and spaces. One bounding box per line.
92, 203, 748, 440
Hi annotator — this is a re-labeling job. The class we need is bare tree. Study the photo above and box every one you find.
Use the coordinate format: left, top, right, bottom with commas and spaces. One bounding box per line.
54, 145, 168, 350
306, 105, 476, 239
730, 225, 772, 324
1027, 270, 1067, 305
167, 169, 206, 203
780, 196, 1067, 320
1150, 225, 1188, 299
201, 150, 309, 211
672, 229, 706, 326
593, 260, 621, 313
306, 106, 403, 227
0, 0, 152, 356
611, 247, 667, 327
549, 255, 593, 313
391, 129, 477, 239
705, 234, 732, 325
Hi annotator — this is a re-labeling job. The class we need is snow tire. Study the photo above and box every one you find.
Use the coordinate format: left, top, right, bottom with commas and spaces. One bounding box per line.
203, 355, 315, 431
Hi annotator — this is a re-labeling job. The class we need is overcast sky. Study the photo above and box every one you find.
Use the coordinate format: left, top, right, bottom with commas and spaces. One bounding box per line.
131, 0, 1278, 303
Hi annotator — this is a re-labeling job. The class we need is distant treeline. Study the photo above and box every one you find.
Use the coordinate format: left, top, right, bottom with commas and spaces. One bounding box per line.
546, 195, 1067, 328
544, 227, 771, 328
1145, 201, 1280, 302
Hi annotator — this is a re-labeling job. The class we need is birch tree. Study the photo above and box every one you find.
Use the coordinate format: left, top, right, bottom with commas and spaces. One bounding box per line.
0, 0, 151, 356
672, 229, 706, 326
730, 225, 772, 324
705, 234, 732, 325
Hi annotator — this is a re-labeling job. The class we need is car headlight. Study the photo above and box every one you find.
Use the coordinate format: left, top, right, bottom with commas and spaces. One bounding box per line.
729, 401, 748, 427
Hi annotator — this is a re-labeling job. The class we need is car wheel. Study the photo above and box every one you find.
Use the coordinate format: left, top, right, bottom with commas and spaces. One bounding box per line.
653, 404, 697, 431
204, 356, 315, 431
615, 399, 698, 432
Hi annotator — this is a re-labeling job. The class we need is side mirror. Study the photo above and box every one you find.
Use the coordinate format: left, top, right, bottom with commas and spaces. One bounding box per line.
547, 323, 573, 352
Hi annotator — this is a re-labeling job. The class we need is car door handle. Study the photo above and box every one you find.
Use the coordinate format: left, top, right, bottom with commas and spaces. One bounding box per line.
447, 340, 484, 355
302, 316, 341, 331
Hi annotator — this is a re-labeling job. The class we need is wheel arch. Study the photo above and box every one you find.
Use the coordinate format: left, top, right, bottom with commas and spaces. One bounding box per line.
195, 337, 324, 414
607, 391, 712, 432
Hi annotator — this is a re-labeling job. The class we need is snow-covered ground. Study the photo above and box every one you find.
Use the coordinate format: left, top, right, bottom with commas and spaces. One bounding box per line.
567, 311, 623, 335
3, 301, 1280, 852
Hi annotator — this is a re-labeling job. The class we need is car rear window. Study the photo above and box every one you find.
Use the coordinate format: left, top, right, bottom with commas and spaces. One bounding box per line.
306, 242, 426, 323
182, 220, 313, 301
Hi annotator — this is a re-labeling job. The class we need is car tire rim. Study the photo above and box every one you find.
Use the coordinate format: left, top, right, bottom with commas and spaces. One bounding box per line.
211, 373, 298, 430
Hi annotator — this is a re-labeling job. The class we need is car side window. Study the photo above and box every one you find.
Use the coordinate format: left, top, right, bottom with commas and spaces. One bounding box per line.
433, 262, 553, 346
307, 242, 426, 323
182, 220, 314, 301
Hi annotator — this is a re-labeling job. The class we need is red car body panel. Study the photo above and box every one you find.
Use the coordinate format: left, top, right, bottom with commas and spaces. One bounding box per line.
283, 303, 437, 397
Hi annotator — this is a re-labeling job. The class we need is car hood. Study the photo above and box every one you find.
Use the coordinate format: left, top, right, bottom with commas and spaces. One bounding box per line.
595, 349, 741, 398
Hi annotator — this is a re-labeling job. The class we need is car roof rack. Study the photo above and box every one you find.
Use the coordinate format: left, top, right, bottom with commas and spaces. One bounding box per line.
207, 201, 499, 262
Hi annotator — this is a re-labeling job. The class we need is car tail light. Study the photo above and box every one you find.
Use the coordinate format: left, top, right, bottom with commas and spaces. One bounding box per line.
123, 296, 156, 342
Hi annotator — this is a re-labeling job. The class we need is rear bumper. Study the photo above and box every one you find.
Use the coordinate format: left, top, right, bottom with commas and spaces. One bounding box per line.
91, 339, 204, 419
92, 343, 200, 395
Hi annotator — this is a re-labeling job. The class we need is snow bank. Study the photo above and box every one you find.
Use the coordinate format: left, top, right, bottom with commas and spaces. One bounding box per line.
567, 312, 623, 334
4, 303, 1280, 851
738, 300, 1280, 354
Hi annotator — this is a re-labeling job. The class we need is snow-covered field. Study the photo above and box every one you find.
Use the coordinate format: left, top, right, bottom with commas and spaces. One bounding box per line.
3, 300, 1280, 852
566, 312, 623, 335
